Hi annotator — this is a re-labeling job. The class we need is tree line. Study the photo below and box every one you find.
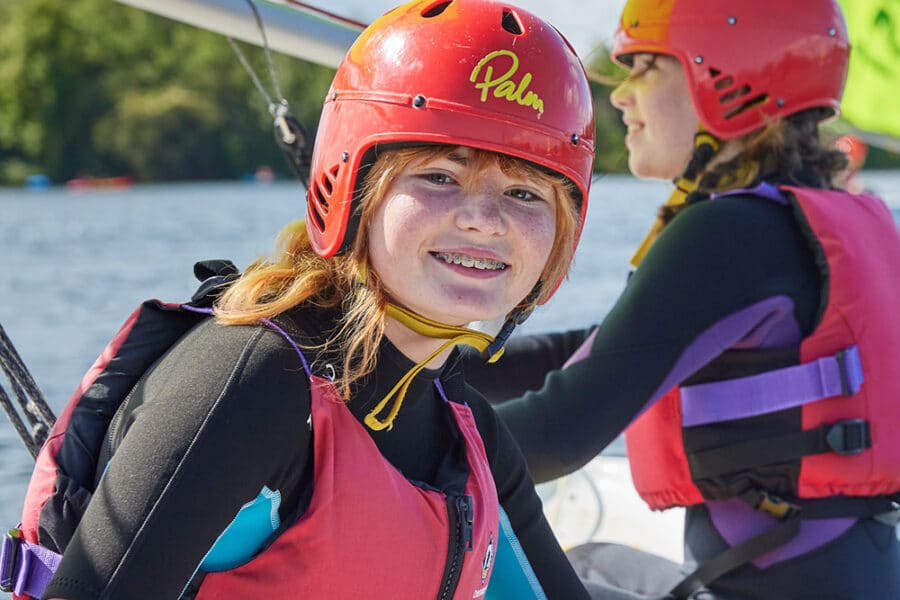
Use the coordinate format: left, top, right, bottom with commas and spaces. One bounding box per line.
0, 1, 894, 186
0, 0, 337, 184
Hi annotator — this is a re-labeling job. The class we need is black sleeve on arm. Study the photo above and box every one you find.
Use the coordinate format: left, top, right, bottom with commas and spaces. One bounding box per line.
496, 196, 820, 483
467, 388, 589, 600
462, 328, 594, 403
43, 321, 312, 600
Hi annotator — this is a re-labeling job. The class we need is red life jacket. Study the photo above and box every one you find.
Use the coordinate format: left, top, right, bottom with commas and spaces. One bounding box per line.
8, 259, 501, 599
195, 370, 499, 599
626, 186, 900, 510
19, 300, 207, 542
8, 299, 211, 600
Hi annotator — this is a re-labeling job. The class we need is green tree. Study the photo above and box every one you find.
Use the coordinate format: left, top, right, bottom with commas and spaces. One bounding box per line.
0, 0, 334, 184
0, 0, 118, 182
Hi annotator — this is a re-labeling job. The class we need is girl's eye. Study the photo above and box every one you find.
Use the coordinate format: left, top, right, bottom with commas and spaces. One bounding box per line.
507, 188, 543, 202
627, 55, 656, 80
421, 172, 456, 185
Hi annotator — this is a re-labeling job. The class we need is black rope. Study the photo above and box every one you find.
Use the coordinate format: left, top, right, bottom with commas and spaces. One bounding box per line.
0, 385, 38, 457
0, 323, 55, 457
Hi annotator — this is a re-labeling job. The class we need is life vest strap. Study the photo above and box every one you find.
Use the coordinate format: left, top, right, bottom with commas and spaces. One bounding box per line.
669, 493, 900, 599
681, 346, 863, 427
670, 516, 801, 599
687, 419, 871, 480
0, 528, 61, 598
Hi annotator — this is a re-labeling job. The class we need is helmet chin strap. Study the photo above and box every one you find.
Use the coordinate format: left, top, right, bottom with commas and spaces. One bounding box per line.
629, 130, 721, 268
364, 287, 540, 431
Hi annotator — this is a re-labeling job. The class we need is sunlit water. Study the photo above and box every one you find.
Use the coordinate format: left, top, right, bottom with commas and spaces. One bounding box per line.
2, 172, 899, 584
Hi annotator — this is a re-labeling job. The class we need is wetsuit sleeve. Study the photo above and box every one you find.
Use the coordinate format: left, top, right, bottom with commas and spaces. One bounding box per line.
43, 321, 312, 600
467, 389, 590, 600
494, 196, 820, 483
461, 328, 593, 403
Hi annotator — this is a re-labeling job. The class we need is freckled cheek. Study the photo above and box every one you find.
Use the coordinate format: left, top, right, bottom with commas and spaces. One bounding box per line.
517, 215, 556, 265
378, 199, 434, 248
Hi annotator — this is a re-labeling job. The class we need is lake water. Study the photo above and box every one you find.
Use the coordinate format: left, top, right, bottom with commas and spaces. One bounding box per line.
2, 172, 900, 577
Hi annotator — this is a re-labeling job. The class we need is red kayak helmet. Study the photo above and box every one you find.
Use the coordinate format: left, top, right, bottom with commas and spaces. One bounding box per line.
612, 0, 850, 139
305, 0, 595, 300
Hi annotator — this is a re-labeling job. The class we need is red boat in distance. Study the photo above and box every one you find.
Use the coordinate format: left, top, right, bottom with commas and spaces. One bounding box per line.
66, 175, 135, 191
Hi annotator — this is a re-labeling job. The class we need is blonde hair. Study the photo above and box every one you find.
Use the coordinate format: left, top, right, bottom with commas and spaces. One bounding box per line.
216, 145, 580, 397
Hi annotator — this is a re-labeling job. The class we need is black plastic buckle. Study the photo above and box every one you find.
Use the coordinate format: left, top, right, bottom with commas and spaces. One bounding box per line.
0, 528, 23, 593
824, 419, 870, 456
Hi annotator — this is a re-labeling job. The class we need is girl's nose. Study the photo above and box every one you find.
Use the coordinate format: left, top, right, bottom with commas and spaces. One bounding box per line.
610, 79, 633, 110
454, 191, 507, 236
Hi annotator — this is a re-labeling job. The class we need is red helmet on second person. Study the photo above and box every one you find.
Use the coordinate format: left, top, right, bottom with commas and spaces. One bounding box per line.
305, 0, 595, 276
611, 0, 850, 139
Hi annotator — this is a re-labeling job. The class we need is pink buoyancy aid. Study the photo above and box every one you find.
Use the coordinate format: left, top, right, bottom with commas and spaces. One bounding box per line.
627, 186, 900, 510
195, 367, 500, 599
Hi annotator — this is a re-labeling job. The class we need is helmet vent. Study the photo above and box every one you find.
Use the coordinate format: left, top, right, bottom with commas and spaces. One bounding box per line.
311, 163, 341, 215
714, 76, 734, 91
710, 67, 766, 120
322, 164, 340, 195
501, 9, 524, 35
723, 93, 769, 120
421, 1, 452, 18
308, 196, 326, 232
313, 181, 330, 212
719, 84, 751, 105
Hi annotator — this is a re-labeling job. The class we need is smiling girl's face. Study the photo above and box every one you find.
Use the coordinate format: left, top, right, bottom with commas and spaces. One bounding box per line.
367, 146, 558, 327
610, 53, 699, 180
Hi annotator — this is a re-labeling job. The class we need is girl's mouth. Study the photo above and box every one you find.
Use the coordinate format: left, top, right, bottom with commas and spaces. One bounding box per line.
432, 252, 508, 271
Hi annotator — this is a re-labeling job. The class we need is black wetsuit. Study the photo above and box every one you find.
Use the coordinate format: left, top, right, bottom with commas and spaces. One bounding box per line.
43, 305, 588, 600
465, 190, 900, 600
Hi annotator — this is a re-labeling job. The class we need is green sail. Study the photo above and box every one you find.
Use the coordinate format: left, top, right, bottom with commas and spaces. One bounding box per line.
839, 0, 900, 141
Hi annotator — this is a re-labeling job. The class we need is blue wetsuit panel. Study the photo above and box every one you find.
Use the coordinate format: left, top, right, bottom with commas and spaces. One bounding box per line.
485, 507, 547, 599
200, 486, 281, 571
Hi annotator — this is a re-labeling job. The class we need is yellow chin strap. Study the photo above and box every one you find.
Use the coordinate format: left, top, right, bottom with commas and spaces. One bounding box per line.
629, 131, 721, 268
363, 303, 505, 432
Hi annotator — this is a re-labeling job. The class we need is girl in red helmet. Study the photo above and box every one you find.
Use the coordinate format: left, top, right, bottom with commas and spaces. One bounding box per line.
13, 1, 595, 599
466, 0, 900, 598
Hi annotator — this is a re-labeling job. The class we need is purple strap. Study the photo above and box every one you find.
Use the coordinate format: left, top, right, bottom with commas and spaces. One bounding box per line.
681, 346, 864, 427
179, 305, 312, 377
710, 181, 790, 205
1, 532, 62, 598
260, 318, 311, 377
434, 379, 466, 406
179, 304, 214, 315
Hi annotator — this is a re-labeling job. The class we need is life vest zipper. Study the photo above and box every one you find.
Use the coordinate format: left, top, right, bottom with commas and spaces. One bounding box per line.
437, 494, 473, 600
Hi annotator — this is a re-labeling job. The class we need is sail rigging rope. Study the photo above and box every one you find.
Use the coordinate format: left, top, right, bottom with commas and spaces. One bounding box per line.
226, 0, 283, 109
227, 0, 313, 185
0, 324, 55, 458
